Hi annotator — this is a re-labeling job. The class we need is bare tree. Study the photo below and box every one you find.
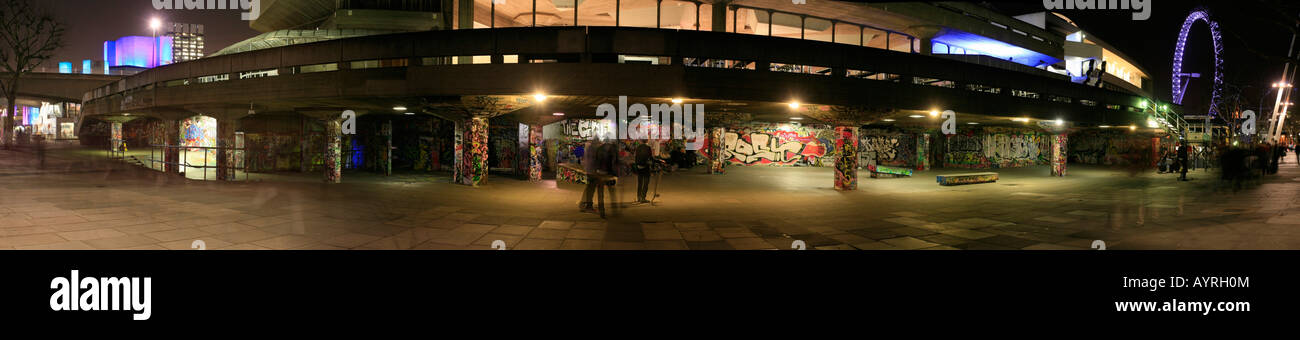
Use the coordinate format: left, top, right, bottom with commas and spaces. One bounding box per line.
0, 0, 64, 149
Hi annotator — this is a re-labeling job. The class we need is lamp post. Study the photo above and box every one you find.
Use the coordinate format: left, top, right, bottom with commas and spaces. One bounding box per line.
150, 18, 161, 67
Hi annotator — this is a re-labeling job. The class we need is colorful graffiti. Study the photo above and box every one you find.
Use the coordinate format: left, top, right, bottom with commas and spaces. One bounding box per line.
867, 164, 912, 178
708, 127, 726, 174
860, 133, 915, 168
457, 118, 489, 186
1051, 134, 1067, 177
944, 129, 1050, 169
556, 163, 586, 184
1068, 130, 1155, 166
937, 172, 999, 186
324, 119, 342, 183
834, 126, 858, 190
722, 123, 833, 166
917, 134, 931, 171
528, 124, 543, 182
180, 116, 217, 177
110, 122, 123, 152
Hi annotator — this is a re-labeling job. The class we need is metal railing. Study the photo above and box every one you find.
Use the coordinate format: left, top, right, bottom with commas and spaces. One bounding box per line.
146, 144, 249, 181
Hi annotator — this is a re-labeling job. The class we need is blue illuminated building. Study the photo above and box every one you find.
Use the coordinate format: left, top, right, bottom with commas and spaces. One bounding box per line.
104, 35, 175, 70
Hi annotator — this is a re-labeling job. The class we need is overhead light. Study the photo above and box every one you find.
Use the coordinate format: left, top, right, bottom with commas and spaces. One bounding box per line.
671, 98, 684, 104
908, 115, 925, 118
533, 93, 548, 102
1099, 125, 1111, 128
1055, 119, 1063, 126
967, 122, 979, 125
404, 112, 415, 115
393, 106, 407, 111
790, 117, 803, 120
788, 101, 800, 109
881, 118, 896, 122
1130, 125, 1137, 131
1012, 118, 1029, 122
1146, 119, 1158, 128
552, 112, 565, 116
929, 110, 939, 117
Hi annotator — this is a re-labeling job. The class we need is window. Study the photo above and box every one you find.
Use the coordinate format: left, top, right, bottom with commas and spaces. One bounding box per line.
162, 78, 191, 87
1048, 94, 1072, 104
770, 63, 830, 75
684, 58, 752, 70
296, 63, 338, 74
846, 69, 901, 82
1011, 89, 1039, 99
196, 74, 229, 84
621, 55, 671, 65
964, 83, 1001, 94
1080, 100, 1098, 107
1106, 104, 1122, 110
350, 58, 409, 69
914, 77, 955, 88
239, 69, 279, 79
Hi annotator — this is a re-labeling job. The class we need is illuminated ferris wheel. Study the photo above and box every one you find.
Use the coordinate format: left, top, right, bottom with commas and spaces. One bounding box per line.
1171, 8, 1224, 117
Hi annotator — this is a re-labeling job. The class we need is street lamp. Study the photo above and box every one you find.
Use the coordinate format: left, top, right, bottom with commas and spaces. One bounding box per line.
150, 18, 161, 67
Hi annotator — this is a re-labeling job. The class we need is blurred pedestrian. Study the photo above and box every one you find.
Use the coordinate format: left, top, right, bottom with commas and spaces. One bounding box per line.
1177, 141, 1189, 181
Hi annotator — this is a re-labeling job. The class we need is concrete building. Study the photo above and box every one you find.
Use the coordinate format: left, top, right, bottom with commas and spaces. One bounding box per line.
167, 22, 206, 63
78, 0, 1184, 188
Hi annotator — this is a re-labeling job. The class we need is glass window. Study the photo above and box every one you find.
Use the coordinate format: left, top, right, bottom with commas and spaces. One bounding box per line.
697, 3, 713, 31
297, 63, 338, 73
620, 0, 658, 28
835, 23, 860, 46
580, 0, 617, 26
892, 33, 914, 53
769, 12, 801, 39
660, 1, 698, 30
804, 17, 832, 42
743, 8, 767, 35
863, 27, 887, 49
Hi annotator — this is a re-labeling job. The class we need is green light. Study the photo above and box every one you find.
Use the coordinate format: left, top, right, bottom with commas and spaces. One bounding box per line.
1138, 100, 1147, 109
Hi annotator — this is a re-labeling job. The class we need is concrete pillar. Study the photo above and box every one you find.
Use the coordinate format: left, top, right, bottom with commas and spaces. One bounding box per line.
905, 25, 943, 55
455, 117, 488, 186
712, 0, 730, 32
324, 118, 342, 183
110, 121, 123, 152
382, 120, 393, 176
916, 133, 930, 171
834, 126, 859, 190
1051, 133, 1067, 177
215, 118, 238, 181
161, 119, 180, 174
528, 124, 543, 182
708, 127, 726, 174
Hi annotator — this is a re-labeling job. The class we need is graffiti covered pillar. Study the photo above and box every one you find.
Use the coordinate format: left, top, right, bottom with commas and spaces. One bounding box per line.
324, 118, 342, 183
454, 116, 489, 186
708, 127, 726, 174
835, 126, 859, 190
163, 119, 180, 174
382, 120, 393, 176
215, 118, 239, 181
528, 124, 543, 182
1151, 137, 1160, 168
110, 122, 123, 152
1051, 133, 1068, 177
916, 133, 931, 171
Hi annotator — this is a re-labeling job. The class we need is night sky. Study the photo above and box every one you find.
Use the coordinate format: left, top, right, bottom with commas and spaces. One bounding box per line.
38, 0, 1297, 116
43, 0, 257, 70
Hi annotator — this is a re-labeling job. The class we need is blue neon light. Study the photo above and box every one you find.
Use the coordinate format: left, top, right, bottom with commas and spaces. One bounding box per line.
58, 62, 72, 74
103, 35, 175, 69
932, 29, 1063, 67
82, 60, 93, 74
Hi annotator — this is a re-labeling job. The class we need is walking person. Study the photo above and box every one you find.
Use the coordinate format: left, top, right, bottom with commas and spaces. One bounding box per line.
1177, 141, 1189, 181
579, 140, 605, 213
633, 143, 653, 204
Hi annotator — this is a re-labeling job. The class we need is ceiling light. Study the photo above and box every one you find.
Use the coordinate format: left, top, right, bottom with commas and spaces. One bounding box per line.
929, 110, 939, 117
790, 117, 803, 120
881, 118, 896, 122
1099, 125, 1111, 128
1012, 118, 1029, 122
671, 98, 683, 104
393, 106, 407, 111
788, 101, 800, 109
533, 94, 547, 102
552, 112, 565, 116
908, 115, 925, 118
404, 112, 414, 115
1055, 119, 1063, 126
967, 122, 979, 125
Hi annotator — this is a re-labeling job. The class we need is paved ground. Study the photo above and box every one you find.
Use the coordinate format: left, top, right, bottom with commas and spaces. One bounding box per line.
2, 142, 1298, 250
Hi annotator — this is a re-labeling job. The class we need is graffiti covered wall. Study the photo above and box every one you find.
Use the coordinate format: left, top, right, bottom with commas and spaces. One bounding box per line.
718, 123, 835, 166
943, 128, 1051, 169
1068, 130, 1158, 166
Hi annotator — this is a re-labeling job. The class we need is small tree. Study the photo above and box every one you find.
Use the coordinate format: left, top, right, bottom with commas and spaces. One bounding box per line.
0, 0, 64, 148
